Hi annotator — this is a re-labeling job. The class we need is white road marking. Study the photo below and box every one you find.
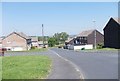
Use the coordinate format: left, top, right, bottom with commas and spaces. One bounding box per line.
49, 49, 85, 80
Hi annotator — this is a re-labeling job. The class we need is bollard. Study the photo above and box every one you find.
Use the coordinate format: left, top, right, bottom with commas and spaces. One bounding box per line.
0, 48, 6, 56
2, 51, 4, 56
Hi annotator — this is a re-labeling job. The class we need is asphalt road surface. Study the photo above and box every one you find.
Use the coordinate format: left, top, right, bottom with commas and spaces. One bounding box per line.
50, 48, 119, 79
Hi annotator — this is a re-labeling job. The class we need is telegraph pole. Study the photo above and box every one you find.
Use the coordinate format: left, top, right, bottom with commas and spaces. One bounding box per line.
42, 24, 44, 47
93, 20, 96, 49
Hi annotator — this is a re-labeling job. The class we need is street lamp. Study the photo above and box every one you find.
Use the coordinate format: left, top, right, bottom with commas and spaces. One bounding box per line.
42, 24, 44, 47
93, 20, 96, 49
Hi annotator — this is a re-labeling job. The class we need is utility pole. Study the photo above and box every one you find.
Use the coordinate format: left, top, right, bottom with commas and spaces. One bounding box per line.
93, 20, 96, 49
42, 24, 44, 47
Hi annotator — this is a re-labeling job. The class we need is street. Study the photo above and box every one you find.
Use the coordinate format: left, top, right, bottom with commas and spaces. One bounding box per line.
50, 48, 119, 79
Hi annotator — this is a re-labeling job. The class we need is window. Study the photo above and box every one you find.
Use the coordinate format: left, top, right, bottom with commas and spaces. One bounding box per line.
84, 37, 87, 40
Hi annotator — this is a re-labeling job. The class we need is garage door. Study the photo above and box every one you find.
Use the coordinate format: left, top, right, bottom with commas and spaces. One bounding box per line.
12, 47, 23, 51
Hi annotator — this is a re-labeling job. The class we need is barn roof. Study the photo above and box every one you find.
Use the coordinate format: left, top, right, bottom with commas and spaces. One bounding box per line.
103, 17, 120, 30
113, 18, 120, 24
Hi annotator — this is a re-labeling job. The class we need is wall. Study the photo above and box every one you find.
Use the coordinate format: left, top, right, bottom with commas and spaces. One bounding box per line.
69, 44, 93, 50
88, 30, 104, 47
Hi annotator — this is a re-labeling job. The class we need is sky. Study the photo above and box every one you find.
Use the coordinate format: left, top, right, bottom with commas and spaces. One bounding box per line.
1, 2, 118, 36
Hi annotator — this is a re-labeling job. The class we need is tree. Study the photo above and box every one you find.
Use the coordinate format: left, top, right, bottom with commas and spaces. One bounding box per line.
60, 32, 69, 43
48, 37, 56, 47
38, 36, 42, 41
53, 33, 60, 45
48, 32, 69, 47
53, 32, 69, 45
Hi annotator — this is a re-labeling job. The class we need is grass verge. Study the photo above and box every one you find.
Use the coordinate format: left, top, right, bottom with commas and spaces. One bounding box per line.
0, 57, 2, 80
2, 55, 51, 79
28, 48, 48, 52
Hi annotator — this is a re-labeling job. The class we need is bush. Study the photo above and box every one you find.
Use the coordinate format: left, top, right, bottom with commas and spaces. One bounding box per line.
97, 43, 103, 49
48, 37, 56, 47
31, 46, 36, 50
81, 48, 85, 50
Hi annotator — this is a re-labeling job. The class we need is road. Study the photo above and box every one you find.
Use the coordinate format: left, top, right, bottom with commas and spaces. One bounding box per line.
4, 48, 119, 80
50, 48, 119, 79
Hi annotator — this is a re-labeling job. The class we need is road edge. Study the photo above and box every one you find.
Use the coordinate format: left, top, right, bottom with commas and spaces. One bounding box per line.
49, 49, 85, 80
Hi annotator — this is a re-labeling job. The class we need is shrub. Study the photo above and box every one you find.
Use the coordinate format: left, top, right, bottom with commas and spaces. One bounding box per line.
31, 46, 36, 49
97, 43, 103, 49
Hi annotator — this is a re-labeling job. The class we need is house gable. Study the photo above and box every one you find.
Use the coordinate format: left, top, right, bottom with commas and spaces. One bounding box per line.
2, 33, 27, 47
87, 30, 104, 46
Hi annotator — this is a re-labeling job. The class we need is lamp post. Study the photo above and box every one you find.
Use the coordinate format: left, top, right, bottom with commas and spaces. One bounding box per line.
93, 20, 96, 49
42, 24, 44, 47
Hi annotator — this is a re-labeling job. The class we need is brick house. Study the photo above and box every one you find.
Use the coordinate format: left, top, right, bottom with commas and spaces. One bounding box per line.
75, 29, 104, 47
2, 32, 31, 51
65, 29, 104, 49
103, 17, 120, 49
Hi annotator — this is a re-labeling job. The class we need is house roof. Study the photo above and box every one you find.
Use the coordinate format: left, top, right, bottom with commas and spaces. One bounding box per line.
65, 38, 74, 43
77, 29, 96, 37
65, 35, 76, 43
30, 36, 38, 41
16, 32, 30, 39
3, 32, 30, 40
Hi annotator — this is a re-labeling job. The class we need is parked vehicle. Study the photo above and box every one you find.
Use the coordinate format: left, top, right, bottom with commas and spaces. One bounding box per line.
58, 46, 62, 48
63, 45, 68, 49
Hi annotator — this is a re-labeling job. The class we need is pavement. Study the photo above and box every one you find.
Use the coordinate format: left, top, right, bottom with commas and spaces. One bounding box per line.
3, 48, 119, 80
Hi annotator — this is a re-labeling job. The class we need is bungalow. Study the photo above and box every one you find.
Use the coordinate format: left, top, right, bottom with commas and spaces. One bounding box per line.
38, 41, 48, 48
65, 29, 104, 50
103, 17, 120, 49
2, 32, 32, 51
30, 36, 39, 48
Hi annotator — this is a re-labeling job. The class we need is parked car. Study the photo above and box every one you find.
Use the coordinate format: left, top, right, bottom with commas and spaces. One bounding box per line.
63, 45, 68, 49
58, 46, 62, 48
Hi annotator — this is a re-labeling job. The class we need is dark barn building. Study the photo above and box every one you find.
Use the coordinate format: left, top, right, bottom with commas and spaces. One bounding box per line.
103, 18, 120, 49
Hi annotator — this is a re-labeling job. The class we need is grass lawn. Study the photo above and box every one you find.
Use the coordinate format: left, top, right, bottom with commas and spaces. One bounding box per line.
29, 48, 48, 52
97, 48, 118, 50
0, 57, 2, 80
2, 55, 52, 79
